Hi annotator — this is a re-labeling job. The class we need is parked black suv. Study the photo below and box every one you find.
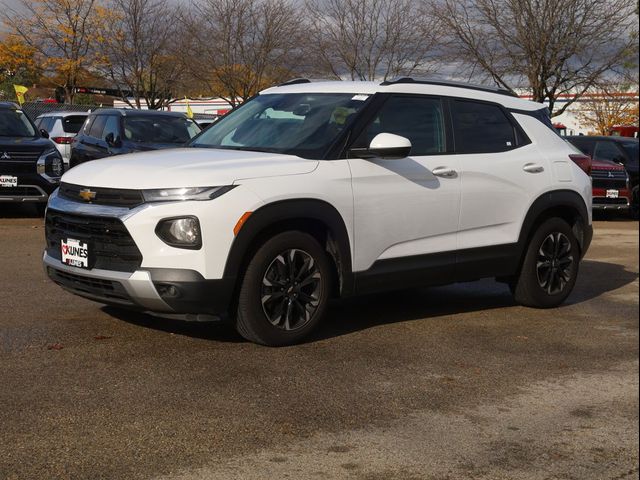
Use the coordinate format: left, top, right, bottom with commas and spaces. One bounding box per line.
0, 102, 64, 211
567, 136, 639, 218
69, 109, 201, 167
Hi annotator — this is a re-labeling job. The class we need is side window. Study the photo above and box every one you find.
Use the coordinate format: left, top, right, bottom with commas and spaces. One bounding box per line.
452, 100, 516, 154
88, 115, 107, 139
593, 141, 625, 163
354, 95, 446, 155
569, 139, 592, 156
34, 118, 43, 129
102, 115, 121, 141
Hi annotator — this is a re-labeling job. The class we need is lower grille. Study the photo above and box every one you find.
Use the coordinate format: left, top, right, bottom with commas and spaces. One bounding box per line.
593, 197, 628, 205
592, 179, 627, 189
0, 186, 47, 197
47, 267, 134, 304
45, 209, 143, 272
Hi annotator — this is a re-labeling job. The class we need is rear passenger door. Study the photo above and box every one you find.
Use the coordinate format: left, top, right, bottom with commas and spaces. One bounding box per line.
452, 99, 550, 253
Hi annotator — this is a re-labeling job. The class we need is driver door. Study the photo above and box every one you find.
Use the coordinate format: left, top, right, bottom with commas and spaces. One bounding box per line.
347, 95, 461, 289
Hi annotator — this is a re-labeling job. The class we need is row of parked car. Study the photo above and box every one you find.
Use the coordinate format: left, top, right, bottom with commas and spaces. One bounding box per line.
0, 100, 638, 218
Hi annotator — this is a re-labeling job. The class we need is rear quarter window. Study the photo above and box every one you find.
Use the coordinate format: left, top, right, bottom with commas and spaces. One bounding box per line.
451, 100, 517, 154
62, 115, 88, 134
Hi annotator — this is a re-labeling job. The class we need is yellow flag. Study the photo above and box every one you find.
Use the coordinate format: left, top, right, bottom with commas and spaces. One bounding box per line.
185, 97, 194, 118
14, 85, 29, 105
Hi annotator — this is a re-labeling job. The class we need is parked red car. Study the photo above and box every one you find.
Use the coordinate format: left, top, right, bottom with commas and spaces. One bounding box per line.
589, 158, 631, 212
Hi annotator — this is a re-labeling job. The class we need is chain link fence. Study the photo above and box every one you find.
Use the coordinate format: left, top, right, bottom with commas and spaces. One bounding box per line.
20, 102, 106, 121
20, 102, 218, 123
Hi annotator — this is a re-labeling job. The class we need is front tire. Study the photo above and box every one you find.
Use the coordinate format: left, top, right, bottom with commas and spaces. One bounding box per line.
511, 217, 579, 308
235, 231, 332, 346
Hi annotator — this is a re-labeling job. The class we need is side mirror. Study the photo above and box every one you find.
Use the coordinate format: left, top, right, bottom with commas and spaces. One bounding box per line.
40, 129, 49, 139
350, 133, 411, 160
105, 132, 122, 148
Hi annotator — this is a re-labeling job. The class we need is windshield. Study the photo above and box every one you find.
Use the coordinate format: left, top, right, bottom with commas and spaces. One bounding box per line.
0, 109, 37, 137
190, 93, 370, 159
123, 116, 200, 144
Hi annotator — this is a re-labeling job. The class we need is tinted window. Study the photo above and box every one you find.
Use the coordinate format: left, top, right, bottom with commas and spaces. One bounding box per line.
88, 115, 107, 138
102, 115, 121, 141
593, 141, 625, 163
62, 115, 87, 134
355, 96, 446, 155
0, 109, 37, 137
452, 100, 516, 154
123, 115, 200, 144
620, 142, 639, 165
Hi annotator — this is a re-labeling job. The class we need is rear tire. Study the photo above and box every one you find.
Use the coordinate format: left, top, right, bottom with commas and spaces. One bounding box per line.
511, 217, 579, 308
235, 231, 332, 346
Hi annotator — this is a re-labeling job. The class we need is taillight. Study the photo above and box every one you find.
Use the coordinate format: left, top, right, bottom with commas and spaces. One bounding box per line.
51, 136, 73, 144
569, 154, 592, 176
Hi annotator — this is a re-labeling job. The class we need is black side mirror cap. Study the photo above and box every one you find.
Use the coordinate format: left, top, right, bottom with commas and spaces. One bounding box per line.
40, 129, 49, 139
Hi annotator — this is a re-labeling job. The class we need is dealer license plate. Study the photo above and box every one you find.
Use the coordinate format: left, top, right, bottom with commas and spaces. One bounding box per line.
0, 175, 18, 187
61, 238, 90, 269
606, 189, 619, 199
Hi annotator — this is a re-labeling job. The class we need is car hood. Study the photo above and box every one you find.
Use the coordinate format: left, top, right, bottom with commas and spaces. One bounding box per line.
591, 158, 626, 171
0, 136, 54, 149
61, 148, 319, 189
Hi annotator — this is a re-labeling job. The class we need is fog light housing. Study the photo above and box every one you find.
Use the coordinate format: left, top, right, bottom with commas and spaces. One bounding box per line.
156, 216, 202, 249
36, 149, 64, 182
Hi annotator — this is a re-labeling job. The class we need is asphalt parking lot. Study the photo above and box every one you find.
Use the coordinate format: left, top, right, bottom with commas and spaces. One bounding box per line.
0, 204, 638, 480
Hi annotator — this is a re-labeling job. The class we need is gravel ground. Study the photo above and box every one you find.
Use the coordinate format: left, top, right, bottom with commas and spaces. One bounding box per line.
0, 204, 638, 480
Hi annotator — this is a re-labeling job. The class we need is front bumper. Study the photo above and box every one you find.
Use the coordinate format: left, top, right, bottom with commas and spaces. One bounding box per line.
44, 252, 172, 311
0, 172, 58, 203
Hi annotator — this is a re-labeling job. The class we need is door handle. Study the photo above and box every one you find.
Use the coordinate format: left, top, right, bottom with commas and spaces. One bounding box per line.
432, 166, 457, 178
523, 163, 544, 173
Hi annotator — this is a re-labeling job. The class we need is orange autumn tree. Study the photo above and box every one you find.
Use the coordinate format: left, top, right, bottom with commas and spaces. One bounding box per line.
0, 34, 41, 101
2, 0, 101, 104
576, 87, 640, 135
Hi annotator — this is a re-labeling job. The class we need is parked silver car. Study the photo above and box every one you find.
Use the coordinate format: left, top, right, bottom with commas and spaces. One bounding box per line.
34, 112, 88, 165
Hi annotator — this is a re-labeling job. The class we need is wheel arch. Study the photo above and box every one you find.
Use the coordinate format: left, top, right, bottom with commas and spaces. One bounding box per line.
223, 198, 354, 299
518, 189, 591, 261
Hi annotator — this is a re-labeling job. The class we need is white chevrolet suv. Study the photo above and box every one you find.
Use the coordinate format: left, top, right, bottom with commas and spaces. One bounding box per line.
43, 79, 593, 346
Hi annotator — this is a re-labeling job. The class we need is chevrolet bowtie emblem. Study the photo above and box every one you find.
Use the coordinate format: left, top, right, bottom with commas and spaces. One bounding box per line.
79, 188, 96, 201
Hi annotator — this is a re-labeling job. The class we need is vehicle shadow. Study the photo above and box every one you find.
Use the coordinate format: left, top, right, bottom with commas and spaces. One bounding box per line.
101, 307, 244, 343
103, 259, 637, 344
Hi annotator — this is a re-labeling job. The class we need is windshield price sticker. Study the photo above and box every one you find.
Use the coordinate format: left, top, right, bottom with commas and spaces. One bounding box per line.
61, 238, 89, 268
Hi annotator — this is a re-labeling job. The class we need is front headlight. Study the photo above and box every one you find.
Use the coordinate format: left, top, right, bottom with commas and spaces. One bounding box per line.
37, 149, 64, 181
142, 185, 235, 203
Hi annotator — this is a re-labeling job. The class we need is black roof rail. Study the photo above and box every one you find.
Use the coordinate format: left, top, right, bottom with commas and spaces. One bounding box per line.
380, 77, 519, 98
278, 78, 312, 87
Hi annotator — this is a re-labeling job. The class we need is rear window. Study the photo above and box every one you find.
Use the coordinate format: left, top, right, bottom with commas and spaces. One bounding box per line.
62, 115, 87, 134
451, 100, 516, 154
123, 116, 200, 144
